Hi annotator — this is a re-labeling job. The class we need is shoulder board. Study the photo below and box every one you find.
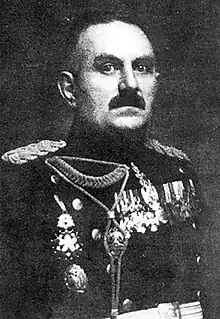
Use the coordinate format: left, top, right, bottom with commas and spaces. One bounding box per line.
145, 139, 190, 161
1, 140, 66, 165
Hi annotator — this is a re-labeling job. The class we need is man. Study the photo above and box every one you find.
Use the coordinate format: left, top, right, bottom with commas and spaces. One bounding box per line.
1, 9, 206, 319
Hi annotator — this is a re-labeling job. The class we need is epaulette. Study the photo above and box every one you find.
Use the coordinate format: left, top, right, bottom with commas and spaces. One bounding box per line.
146, 139, 190, 161
1, 139, 190, 165
1, 140, 66, 165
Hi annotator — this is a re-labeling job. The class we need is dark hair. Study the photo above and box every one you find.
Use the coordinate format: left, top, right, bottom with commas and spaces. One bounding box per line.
45, 2, 166, 89
49, 3, 162, 73
69, 9, 154, 72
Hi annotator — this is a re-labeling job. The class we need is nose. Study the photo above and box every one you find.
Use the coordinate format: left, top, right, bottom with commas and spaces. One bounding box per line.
119, 67, 138, 91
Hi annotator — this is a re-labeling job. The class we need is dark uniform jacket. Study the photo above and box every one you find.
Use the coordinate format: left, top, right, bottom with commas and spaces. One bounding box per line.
0, 139, 206, 319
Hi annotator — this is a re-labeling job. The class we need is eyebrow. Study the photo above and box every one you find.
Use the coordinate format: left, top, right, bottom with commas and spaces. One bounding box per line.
94, 54, 123, 67
94, 53, 156, 66
133, 55, 156, 65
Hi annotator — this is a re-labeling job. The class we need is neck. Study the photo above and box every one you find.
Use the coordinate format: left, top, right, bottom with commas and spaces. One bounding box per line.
65, 122, 149, 163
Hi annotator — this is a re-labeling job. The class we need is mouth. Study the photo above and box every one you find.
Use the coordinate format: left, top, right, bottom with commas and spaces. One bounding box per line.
110, 106, 142, 115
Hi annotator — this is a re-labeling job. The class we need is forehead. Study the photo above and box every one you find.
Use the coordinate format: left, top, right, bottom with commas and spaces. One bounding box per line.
77, 21, 154, 61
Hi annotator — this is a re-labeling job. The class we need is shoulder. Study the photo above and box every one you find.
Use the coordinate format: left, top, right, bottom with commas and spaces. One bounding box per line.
145, 139, 190, 162
144, 139, 206, 222
1, 140, 67, 165
144, 139, 203, 200
1, 140, 66, 204
144, 138, 196, 181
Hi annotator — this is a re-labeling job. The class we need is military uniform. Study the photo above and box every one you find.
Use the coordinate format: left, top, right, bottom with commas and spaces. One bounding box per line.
1, 139, 206, 319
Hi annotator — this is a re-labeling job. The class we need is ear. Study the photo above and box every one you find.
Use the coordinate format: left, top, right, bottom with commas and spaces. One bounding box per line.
57, 71, 77, 107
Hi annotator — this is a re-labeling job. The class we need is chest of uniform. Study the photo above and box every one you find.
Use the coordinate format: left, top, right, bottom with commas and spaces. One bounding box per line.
44, 158, 200, 262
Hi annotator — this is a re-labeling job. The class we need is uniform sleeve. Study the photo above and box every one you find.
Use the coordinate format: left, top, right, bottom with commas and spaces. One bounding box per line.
0, 161, 53, 318
196, 199, 219, 319
184, 161, 215, 319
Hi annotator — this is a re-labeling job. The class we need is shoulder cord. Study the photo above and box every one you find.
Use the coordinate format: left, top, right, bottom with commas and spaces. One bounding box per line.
46, 156, 128, 188
45, 157, 130, 319
104, 211, 129, 319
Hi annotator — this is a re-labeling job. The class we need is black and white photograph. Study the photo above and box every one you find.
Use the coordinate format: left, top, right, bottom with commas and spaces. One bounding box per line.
0, 1, 220, 318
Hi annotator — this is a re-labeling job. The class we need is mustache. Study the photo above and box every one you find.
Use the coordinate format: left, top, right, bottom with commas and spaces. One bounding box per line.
109, 88, 146, 110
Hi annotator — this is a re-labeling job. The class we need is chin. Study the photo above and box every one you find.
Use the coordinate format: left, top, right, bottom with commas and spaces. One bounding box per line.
111, 116, 147, 131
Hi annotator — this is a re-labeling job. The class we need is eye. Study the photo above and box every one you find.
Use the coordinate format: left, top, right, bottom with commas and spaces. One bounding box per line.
100, 63, 116, 74
135, 64, 146, 72
133, 62, 154, 74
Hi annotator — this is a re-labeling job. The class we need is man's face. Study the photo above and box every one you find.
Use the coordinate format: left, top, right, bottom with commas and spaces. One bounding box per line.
74, 21, 158, 133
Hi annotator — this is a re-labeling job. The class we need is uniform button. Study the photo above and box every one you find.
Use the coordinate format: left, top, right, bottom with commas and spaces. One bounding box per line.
106, 264, 111, 274
51, 175, 59, 184
123, 299, 133, 312
192, 222, 196, 229
197, 256, 201, 264
92, 228, 101, 240
72, 198, 83, 210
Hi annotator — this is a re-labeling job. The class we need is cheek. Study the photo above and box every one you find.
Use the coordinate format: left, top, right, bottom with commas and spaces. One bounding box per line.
80, 73, 118, 99
139, 77, 157, 97
78, 74, 118, 123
